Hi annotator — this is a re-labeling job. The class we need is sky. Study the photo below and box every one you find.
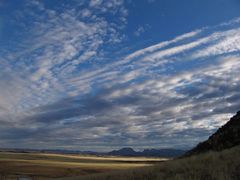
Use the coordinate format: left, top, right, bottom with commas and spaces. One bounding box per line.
0, 0, 240, 151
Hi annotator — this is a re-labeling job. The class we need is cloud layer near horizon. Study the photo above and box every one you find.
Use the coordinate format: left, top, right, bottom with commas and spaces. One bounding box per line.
0, 1, 240, 151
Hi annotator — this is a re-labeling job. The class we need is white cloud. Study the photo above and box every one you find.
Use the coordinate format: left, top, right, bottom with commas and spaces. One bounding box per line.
193, 28, 240, 58
134, 26, 146, 36
0, 0, 128, 118
1, 3, 240, 150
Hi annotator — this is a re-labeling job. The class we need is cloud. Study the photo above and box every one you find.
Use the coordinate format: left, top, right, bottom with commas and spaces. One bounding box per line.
0, 1, 240, 150
16, 54, 239, 150
193, 28, 240, 58
134, 26, 146, 37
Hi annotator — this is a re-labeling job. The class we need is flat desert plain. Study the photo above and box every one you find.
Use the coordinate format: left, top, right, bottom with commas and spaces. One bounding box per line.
0, 152, 168, 180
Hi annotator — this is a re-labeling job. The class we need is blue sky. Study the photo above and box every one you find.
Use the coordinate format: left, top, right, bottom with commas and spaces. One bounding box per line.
0, 0, 240, 151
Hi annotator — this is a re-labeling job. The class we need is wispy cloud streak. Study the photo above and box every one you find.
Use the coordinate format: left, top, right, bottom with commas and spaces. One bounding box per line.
0, 2, 240, 150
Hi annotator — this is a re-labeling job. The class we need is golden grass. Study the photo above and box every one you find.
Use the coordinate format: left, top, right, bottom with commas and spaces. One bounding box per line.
39, 153, 169, 162
0, 158, 153, 168
0, 152, 168, 162
0, 152, 168, 179
2, 146, 239, 180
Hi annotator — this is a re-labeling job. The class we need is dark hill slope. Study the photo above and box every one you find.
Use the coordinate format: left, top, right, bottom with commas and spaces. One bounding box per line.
187, 111, 240, 155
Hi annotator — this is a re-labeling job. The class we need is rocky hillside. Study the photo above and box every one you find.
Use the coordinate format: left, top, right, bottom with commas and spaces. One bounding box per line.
187, 111, 240, 155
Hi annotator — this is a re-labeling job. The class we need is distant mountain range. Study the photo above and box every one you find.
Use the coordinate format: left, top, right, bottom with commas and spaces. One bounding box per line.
187, 111, 240, 156
0, 147, 186, 158
107, 147, 185, 157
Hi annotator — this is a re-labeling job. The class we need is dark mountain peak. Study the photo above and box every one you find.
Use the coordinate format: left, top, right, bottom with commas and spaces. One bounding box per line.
107, 147, 137, 156
187, 111, 240, 156
119, 147, 135, 152
143, 149, 158, 152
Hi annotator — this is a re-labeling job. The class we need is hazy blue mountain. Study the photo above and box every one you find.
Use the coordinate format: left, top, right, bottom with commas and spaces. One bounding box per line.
108, 148, 185, 157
